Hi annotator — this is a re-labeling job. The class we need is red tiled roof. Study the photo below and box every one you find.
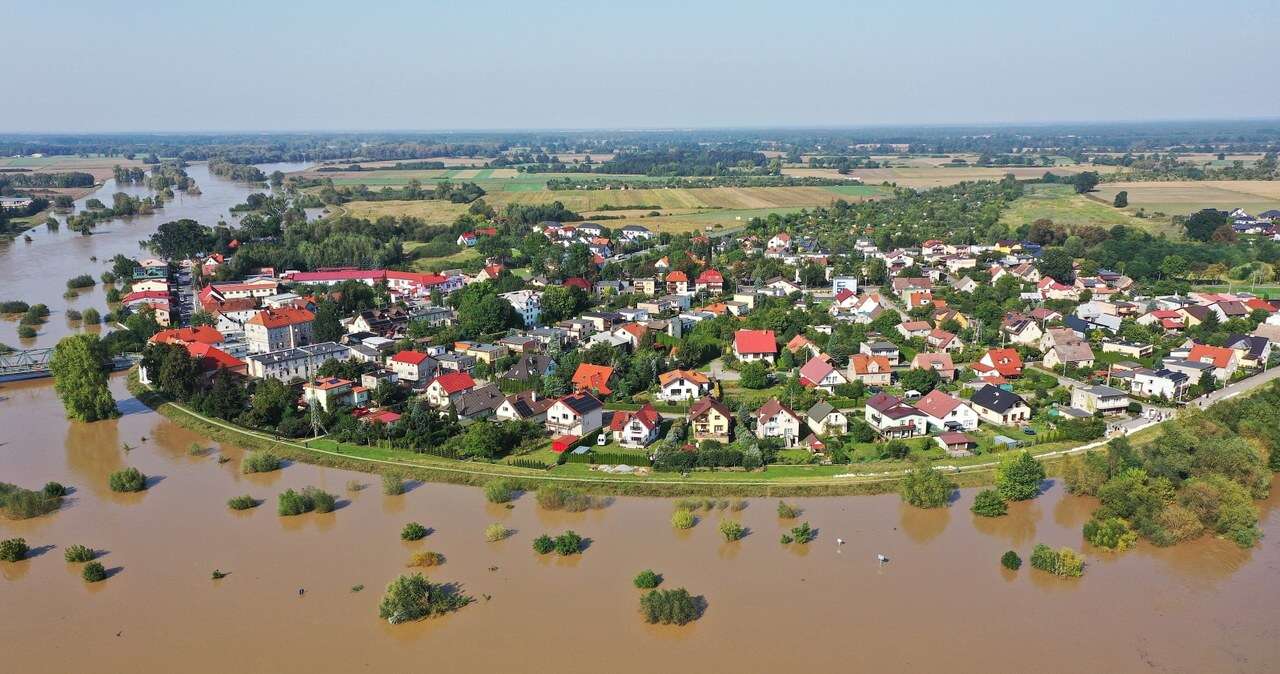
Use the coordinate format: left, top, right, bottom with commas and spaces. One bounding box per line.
798, 356, 836, 387
696, 269, 723, 284
981, 348, 1023, 376
390, 350, 431, 365
431, 371, 476, 394
572, 363, 615, 395
734, 329, 777, 355
186, 342, 244, 372
915, 390, 963, 419
665, 271, 688, 282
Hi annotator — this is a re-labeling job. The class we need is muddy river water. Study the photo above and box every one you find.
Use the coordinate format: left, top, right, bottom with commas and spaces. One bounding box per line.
1, 376, 1278, 673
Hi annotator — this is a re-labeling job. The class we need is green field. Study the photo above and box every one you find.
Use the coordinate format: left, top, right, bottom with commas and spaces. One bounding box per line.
999, 184, 1178, 236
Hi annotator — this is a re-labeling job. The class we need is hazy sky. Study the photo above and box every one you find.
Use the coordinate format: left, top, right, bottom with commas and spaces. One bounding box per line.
6, 0, 1278, 132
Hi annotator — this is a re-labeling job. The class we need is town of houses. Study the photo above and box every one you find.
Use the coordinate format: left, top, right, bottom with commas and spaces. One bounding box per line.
134, 207, 1280, 469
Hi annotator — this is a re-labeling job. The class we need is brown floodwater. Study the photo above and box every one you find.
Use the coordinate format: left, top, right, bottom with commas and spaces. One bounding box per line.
2, 375, 1279, 673
0, 162, 309, 350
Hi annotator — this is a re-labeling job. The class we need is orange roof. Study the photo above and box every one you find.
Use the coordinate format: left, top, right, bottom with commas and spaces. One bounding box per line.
665, 270, 688, 282
306, 377, 353, 391
1188, 343, 1234, 369
658, 369, 710, 387
247, 307, 314, 329
981, 348, 1023, 376
572, 363, 615, 395
151, 325, 224, 346
430, 371, 476, 394
850, 353, 891, 374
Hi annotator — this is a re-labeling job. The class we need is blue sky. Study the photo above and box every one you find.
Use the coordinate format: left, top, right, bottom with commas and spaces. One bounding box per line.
5, 0, 1278, 132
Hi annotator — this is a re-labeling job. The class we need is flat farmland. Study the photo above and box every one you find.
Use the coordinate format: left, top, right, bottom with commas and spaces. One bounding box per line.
332, 184, 886, 232
782, 164, 1101, 188
0, 155, 146, 181
999, 184, 1178, 236
1093, 181, 1280, 216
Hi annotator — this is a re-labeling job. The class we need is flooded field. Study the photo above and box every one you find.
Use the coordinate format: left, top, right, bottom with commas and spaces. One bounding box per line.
2, 375, 1278, 673
0, 162, 308, 350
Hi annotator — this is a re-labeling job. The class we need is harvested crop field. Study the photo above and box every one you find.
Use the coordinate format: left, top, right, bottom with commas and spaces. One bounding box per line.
0, 155, 146, 181
813, 164, 1104, 188
1093, 181, 1280, 216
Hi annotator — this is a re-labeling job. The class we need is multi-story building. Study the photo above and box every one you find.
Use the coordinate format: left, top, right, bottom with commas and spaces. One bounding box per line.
245, 307, 315, 354
245, 342, 351, 381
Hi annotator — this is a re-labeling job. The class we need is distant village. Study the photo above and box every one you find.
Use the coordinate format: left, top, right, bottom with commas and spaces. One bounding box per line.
132, 206, 1280, 470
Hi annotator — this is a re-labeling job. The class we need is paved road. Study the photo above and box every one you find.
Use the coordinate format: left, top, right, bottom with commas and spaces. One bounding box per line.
706, 357, 740, 381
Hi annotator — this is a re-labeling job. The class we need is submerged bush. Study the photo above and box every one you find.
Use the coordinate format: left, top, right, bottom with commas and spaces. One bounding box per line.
401, 522, 429, 541
640, 588, 700, 625
0, 537, 29, 562
378, 573, 472, 624
82, 561, 107, 582
633, 569, 662, 589
108, 467, 147, 492
1083, 517, 1138, 550
484, 523, 510, 542
64, 544, 95, 563
776, 501, 799, 519
484, 479, 517, 504
241, 451, 282, 474
406, 551, 444, 567
554, 531, 584, 556
788, 522, 815, 544
671, 509, 696, 530
81, 308, 101, 325
42, 482, 67, 498
227, 495, 257, 510
971, 489, 1008, 518
277, 486, 337, 516
535, 485, 595, 512
381, 474, 406, 496
1030, 543, 1084, 577
719, 520, 746, 541
532, 534, 555, 554
0, 482, 63, 519
899, 463, 954, 508
1001, 550, 1022, 570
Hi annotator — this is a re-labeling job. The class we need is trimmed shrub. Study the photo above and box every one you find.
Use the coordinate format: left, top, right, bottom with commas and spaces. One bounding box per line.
971, 489, 1008, 517
1001, 550, 1022, 570
671, 509, 696, 530
640, 588, 699, 625
532, 534, 555, 555
64, 544, 95, 563
227, 495, 257, 510
0, 537, 29, 562
633, 569, 662, 589
719, 519, 746, 541
484, 479, 517, 504
378, 573, 472, 624
401, 522, 429, 541
108, 467, 147, 492
241, 451, 282, 474
484, 523, 510, 542
82, 561, 107, 582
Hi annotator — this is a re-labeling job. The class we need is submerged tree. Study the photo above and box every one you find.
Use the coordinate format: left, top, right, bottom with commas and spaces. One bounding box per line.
50, 333, 119, 422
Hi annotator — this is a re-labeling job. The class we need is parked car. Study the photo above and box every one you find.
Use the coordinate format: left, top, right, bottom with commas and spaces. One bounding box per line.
1021, 427, 1037, 435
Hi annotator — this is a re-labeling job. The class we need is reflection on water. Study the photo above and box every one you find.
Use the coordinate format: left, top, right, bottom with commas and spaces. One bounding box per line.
3, 375, 1280, 673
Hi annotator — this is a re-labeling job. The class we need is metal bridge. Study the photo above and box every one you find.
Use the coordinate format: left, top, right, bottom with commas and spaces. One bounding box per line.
0, 347, 53, 381
0, 348, 139, 382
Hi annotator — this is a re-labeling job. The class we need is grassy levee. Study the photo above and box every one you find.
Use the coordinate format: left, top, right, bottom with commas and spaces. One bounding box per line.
125, 368, 1187, 497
